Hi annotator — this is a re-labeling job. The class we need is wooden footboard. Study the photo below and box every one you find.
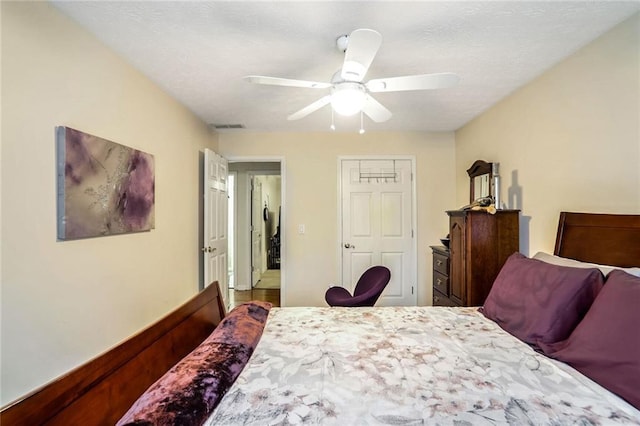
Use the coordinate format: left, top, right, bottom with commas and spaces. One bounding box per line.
0, 282, 226, 426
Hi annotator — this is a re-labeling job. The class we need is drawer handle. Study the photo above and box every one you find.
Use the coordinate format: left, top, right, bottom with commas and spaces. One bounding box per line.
436, 278, 442, 286
436, 260, 442, 266
434, 296, 440, 303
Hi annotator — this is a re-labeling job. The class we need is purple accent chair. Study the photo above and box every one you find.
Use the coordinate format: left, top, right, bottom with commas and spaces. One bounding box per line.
325, 266, 391, 307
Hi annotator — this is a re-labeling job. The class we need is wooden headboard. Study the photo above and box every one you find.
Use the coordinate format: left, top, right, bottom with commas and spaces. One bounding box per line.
554, 212, 640, 268
0, 282, 226, 426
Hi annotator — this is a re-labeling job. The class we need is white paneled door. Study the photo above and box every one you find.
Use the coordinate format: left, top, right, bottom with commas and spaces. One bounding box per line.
341, 158, 416, 306
251, 176, 263, 287
203, 149, 229, 307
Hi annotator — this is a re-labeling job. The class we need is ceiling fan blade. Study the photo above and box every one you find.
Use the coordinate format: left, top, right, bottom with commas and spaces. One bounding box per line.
287, 95, 331, 120
366, 72, 460, 93
362, 95, 392, 123
341, 29, 382, 82
244, 75, 331, 89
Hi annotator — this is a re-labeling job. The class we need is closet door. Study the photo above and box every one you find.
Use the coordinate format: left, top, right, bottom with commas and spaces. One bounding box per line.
340, 158, 416, 306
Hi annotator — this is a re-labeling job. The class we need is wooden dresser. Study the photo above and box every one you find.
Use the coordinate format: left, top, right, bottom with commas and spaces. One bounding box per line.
432, 209, 519, 307
430, 245, 454, 306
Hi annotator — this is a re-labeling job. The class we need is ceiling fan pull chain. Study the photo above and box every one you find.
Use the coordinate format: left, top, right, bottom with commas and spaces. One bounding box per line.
330, 107, 336, 131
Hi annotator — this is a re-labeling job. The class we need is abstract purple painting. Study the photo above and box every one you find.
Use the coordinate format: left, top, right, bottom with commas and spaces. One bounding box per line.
56, 126, 155, 240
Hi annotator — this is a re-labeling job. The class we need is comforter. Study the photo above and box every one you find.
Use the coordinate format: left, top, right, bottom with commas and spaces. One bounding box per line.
207, 306, 640, 425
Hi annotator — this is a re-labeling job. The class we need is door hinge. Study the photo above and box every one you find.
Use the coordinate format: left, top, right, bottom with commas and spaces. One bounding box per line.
411, 229, 414, 238
412, 286, 414, 295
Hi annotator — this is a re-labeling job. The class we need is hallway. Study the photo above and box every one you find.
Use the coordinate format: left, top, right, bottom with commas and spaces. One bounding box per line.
229, 288, 280, 309
254, 269, 280, 290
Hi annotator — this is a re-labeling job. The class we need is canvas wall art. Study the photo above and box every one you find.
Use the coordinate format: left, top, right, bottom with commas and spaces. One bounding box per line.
56, 126, 155, 240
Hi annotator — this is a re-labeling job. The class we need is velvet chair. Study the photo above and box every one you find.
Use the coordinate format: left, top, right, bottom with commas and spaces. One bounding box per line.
325, 266, 391, 307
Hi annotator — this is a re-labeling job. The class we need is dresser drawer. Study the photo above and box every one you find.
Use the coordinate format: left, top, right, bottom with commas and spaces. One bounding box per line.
433, 252, 449, 276
433, 290, 456, 307
433, 271, 449, 296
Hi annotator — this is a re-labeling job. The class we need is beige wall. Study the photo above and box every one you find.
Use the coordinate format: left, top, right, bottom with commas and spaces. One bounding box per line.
455, 13, 640, 256
219, 131, 456, 307
0, 2, 217, 404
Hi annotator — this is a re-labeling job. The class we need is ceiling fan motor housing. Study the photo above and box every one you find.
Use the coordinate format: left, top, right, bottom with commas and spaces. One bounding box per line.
336, 34, 349, 52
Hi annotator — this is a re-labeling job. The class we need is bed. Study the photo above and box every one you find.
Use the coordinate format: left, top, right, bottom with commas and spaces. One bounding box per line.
1, 212, 639, 425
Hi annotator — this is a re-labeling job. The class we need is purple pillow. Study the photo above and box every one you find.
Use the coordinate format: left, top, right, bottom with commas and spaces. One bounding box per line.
481, 252, 604, 347
540, 270, 640, 409
117, 301, 271, 426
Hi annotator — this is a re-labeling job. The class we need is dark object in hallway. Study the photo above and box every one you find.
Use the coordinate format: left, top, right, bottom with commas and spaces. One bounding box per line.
268, 236, 280, 269
268, 206, 281, 269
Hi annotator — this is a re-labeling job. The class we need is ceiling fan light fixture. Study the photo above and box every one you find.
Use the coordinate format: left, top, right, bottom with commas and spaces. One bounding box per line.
331, 83, 366, 116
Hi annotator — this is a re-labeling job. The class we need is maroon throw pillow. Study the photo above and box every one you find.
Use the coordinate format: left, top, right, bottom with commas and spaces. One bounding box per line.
481, 252, 604, 347
117, 301, 272, 426
540, 270, 640, 409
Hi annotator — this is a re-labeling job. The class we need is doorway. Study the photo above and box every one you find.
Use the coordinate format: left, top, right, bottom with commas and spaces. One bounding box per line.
227, 159, 284, 307
250, 174, 281, 290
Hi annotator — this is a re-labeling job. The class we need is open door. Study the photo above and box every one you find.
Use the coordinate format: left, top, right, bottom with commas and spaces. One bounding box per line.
203, 149, 229, 307
251, 176, 263, 287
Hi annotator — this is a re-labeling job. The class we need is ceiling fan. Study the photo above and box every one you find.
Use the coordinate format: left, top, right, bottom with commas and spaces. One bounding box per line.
244, 29, 459, 125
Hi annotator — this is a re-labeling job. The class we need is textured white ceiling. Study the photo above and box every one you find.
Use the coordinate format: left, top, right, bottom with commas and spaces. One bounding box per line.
51, 1, 639, 133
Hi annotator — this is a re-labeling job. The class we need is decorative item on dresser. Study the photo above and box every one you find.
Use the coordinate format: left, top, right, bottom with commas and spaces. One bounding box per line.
467, 159, 494, 203
432, 209, 520, 307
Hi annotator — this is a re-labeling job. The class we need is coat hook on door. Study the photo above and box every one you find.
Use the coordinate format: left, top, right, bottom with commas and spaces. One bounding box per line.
358, 159, 399, 183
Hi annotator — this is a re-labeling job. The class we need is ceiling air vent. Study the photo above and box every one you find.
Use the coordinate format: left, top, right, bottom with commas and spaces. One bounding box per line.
211, 124, 245, 130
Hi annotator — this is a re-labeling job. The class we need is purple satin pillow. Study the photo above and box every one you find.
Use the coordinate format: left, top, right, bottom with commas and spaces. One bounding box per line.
481, 252, 604, 347
540, 270, 640, 409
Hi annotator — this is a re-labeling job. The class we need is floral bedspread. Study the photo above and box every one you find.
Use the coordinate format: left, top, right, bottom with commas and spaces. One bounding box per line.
206, 306, 640, 425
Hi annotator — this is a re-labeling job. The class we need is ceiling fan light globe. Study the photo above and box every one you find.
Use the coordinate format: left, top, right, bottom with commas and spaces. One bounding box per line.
331, 84, 366, 116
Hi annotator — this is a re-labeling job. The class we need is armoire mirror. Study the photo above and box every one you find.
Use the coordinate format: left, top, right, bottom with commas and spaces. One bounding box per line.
467, 160, 493, 203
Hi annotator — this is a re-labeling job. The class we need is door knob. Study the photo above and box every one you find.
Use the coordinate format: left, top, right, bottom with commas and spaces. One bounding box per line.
344, 243, 355, 249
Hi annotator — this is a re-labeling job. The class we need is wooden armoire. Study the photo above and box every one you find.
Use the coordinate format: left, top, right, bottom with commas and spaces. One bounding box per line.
433, 209, 519, 307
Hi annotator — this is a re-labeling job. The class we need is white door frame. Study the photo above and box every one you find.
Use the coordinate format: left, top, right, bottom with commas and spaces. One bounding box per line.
227, 156, 286, 306
337, 155, 418, 305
